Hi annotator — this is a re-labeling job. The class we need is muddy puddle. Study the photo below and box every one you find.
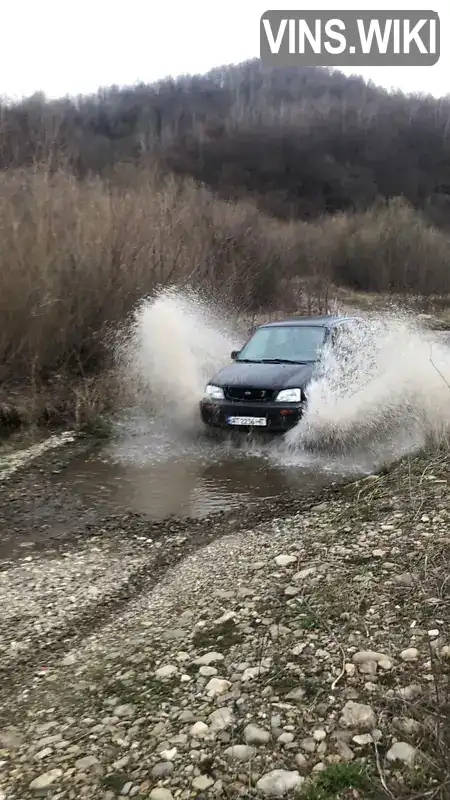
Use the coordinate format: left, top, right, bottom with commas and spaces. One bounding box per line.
48, 416, 359, 520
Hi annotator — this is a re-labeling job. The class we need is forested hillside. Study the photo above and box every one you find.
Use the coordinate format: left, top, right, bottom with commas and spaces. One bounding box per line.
2, 60, 450, 224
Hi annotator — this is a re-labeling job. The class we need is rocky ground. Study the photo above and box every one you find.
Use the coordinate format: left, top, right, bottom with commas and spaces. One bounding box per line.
0, 447, 449, 800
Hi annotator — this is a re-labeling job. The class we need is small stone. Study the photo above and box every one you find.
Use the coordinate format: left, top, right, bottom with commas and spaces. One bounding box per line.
335, 740, 354, 761
284, 586, 300, 596
113, 704, 135, 718
358, 661, 377, 676
37, 735, 62, 748
353, 733, 373, 745
155, 664, 178, 679
393, 572, 416, 587
274, 554, 297, 567
29, 769, 63, 791
192, 775, 215, 791
61, 653, 77, 666
199, 665, 217, 676
397, 684, 422, 700
428, 630, 439, 638
223, 745, 256, 761
241, 666, 265, 682
400, 648, 419, 662
149, 789, 174, 800
270, 624, 291, 640
121, 783, 133, 796
161, 628, 185, 641
190, 721, 209, 738
291, 643, 307, 656
178, 709, 195, 722
171, 734, 188, 746
278, 732, 294, 745
176, 652, 191, 663
341, 701, 376, 731
205, 678, 231, 698
256, 769, 304, 797
393, 717, 421, 736
208, 707, 233, 732
194, 652, 224, 666
151, 762, 175, 778
151, 722, 167, 737
35, 747, 53, 760
243, 724, 271, 746
313, 730, 326, 742
352, 651, 391, 664
300, 738, 316, 753
214, 610, 237, 625
386, 742, 417, 766
285, 687, 305, 702
113, 756, 130, 770
292, 567, 317, 581
0, 727, 23, 750
159, 748, 177, 761
75, 755, 100, 770
294, 753, 308, 769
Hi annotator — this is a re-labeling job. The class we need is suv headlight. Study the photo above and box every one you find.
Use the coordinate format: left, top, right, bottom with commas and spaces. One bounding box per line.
275, 388, 302, 403
204, 384, 224, 400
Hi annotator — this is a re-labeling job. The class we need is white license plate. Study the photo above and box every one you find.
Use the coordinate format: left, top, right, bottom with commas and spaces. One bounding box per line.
227, 416, 267, 426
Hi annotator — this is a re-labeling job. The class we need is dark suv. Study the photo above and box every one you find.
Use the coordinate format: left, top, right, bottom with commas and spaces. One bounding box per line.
199, 314, 361, 432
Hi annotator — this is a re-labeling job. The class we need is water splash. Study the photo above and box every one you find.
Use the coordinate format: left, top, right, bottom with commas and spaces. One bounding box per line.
118, 289, 450, 469
285, 311, 450, 464
117, 286, 239, 434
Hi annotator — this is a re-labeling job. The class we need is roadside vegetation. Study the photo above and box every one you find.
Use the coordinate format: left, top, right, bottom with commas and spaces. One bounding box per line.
1, 61, 450, 432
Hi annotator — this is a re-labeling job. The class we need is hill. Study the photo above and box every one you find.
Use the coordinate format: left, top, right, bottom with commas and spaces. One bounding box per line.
1, 60, 450, 225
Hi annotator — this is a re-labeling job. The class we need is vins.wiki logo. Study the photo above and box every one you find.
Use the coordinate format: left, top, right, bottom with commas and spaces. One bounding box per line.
260, 10, 440, 67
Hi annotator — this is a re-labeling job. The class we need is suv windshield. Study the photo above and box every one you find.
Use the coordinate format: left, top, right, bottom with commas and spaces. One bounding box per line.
237, 325, 326, 363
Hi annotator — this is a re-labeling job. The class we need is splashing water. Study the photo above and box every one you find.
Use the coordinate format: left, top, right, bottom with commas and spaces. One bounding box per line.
118, 289, 450, 466
118, 287, 239, 433
285, 311, 450, 463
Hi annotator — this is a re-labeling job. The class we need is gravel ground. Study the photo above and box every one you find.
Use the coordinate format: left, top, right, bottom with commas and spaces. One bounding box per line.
0, 448, 449, 800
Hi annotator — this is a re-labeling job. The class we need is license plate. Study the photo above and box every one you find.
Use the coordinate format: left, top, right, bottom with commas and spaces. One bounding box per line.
227, 416, 267, 426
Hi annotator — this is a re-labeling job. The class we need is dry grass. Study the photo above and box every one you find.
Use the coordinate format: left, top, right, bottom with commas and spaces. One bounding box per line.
1, 165, 450, 433
0, 164, 292, 431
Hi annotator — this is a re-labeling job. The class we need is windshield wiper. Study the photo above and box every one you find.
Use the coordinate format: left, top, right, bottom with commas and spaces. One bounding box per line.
260, 358, 310, 364
236, 358, 262, 363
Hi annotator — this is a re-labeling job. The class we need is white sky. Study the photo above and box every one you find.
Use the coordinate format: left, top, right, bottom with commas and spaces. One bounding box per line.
1, 0, 449, 101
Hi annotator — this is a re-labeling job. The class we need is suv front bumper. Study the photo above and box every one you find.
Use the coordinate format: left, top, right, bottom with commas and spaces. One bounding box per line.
199, 398, 304, 432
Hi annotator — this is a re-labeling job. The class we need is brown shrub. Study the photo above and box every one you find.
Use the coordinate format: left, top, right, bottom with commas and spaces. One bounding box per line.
1, 164, 450, 431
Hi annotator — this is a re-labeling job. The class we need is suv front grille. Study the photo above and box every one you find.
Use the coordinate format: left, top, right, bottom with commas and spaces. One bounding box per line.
224, 387, 275, 402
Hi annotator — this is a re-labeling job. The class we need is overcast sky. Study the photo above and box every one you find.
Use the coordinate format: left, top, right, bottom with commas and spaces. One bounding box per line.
2, 0, 448, 101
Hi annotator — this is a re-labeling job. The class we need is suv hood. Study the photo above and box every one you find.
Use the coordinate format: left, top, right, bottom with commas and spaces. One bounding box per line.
209, 360, 316, 390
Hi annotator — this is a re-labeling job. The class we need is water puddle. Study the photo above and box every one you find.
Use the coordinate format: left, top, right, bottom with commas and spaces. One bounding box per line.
50, 418, 348, 519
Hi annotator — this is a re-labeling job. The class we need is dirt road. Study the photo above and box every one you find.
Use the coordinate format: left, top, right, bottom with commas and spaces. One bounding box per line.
0, 439, 449, 800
